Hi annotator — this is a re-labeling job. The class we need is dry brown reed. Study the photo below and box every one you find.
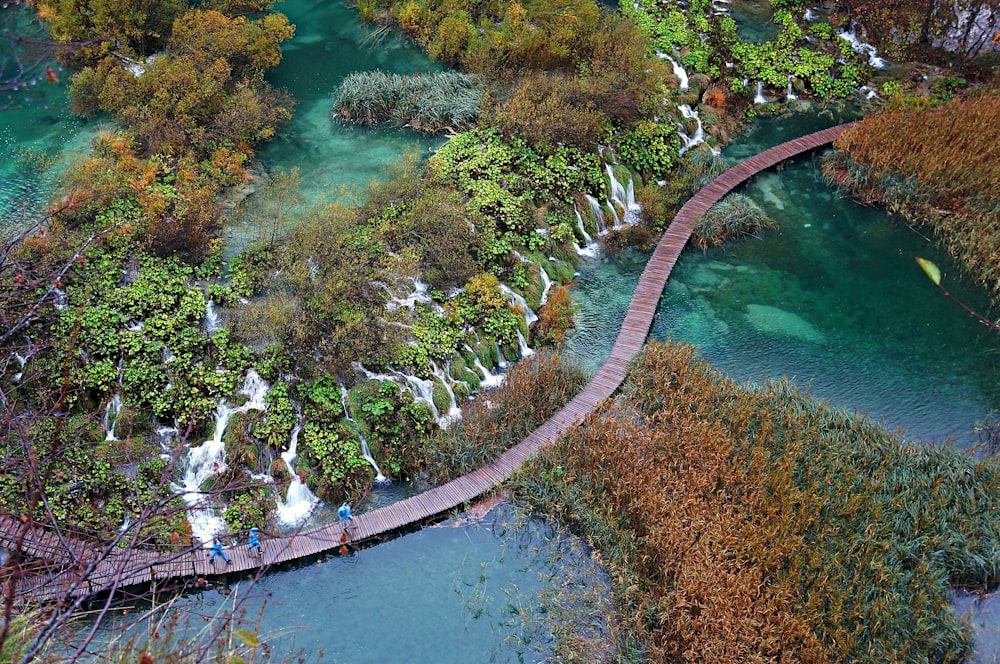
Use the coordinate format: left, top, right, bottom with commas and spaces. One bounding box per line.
512, 340, 1000, 663
826, 93, 1000, 302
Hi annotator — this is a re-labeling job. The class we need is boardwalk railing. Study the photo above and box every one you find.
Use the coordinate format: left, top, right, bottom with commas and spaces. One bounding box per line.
6, 123, 853, 604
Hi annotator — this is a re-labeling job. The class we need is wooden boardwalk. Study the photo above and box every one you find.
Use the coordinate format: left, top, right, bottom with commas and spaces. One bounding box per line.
5, 123, 852, 604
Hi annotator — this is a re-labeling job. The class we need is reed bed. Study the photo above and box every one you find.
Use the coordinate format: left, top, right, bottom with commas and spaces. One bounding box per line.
824, 93, 1000, 302
691, 192, 777, 249
512, 340, 1000, 662
332, 70, 484, 132
421, 351, 587, 482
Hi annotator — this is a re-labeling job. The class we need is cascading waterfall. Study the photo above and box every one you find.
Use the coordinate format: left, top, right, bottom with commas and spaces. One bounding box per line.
52, 288, 66, 310
500, 284, 538, 327
429, 360, 462, 426
495, 342, 509, 370
275, 424, 321, 527
465, 344, 504, 388
584, 194, 608, 236
677, 104, 708, 156
353, 362, 447, 426
340, 386, 387, 482
657, 52, 689, 91
516, 330, 535, 357
786, 75, 798, 101
176, 369, 269, 543
103, 394, 122, 441
12, 352, 26, 382
573, 206, 599, 257
205, 301, 220, 334
837, 28, 888, 68
754, 81, 768, 104
377, 277, 439, 313
605, 165, 642, 229
538, 265, 552, 305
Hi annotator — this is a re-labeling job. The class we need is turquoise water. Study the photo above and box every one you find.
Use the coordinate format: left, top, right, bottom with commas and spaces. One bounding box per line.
105, 506, 610, 662
0, 9, 96, 230
567, 112, 1000, 448
253, 0, 444, 201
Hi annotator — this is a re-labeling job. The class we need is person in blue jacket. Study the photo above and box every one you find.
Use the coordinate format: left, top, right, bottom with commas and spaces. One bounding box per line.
209, 538, 231, 565
338, 502, 354, 530
248, 527, 263, 557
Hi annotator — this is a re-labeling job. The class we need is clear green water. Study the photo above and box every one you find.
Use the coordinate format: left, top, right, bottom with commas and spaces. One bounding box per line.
567, 112, 1000, 448
252, 0, 445, 202
108, 506, 608, 662
0, 10, 97, 230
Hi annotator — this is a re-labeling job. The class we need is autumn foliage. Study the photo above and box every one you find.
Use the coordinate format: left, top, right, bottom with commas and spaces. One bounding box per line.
514, 341, 1000, 662
825, 93, 1000, 302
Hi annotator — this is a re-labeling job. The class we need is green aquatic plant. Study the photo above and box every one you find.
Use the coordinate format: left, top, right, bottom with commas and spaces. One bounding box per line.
333, 70, 484, 132
691, 192, 777, 249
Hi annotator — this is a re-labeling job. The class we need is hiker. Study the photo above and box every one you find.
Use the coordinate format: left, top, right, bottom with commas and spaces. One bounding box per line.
338, 502, 354, 530
248, 527, 263, 557
209, 538, 232, 565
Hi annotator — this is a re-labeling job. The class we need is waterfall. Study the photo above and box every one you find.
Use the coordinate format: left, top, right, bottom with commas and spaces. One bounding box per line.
340, 386, 387, 482
605, 165, 642, 230
353, 362, 450, 427
52, 288, 66, 310
786, 75, 798, 101
538, 265, 552, 305
205, 301, 220, 334
465, 344, 504, 388
13, 352, 26, 382
377, 277, 438, 313
803, 7, 817, 20
754, 81, 768, 104
175, 369, 270, 543
584, 194, 608, 236
103, 394, 122, 441
429, 360, 462, 427
573, 206, 599, 257
677, 104, 707, 156
657, 52, 689, 91
500, 284, 538, 327
837, 28, 888, 68
495, 342, 509, 370
275, 425, 321, 527
516, 330, 535, 357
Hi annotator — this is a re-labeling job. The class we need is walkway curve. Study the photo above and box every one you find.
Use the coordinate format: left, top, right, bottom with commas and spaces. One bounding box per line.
8, 123, 854, 604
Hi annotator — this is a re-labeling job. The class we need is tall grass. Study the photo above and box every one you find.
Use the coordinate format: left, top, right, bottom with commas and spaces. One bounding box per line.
333, 70, 484, 133
824, 92, 1000, 303
421, 351, 587, 482
512, 340, 1000, 662
691, 192, 777, 249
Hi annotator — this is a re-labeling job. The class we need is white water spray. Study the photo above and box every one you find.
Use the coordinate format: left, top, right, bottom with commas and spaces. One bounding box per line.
677, 104, 707, 156
573, 206, 599, 257
754, 81, 768, 104
838, 29, 888, 68
516, 330, 535, 358
657, 52, 689, 91
500, 284, 538, 327
465, 345, 504, 388
340, 386, 387, 482
103, 394, 122, 441
430, 360, 462, 427
205, 301, 220, 334
538, 264, 553, 305
275, 425, 321, 527
176, 370, 270, 543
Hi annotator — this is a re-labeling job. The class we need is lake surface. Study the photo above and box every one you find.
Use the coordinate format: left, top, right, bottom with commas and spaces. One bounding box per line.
567, 110, 1000, 449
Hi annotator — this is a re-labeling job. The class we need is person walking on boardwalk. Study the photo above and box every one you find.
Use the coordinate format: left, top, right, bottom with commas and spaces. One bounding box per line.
209, 538, 232, 565
338, 502, 354, 531
247, 527, 263, 558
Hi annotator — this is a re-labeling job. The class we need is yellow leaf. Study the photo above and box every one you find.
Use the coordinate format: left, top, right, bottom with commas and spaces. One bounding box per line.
233, 628, 260, 648
915, 257, 941, 286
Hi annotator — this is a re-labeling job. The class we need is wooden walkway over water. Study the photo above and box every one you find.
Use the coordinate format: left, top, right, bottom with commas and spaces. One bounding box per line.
5, 123, 852, 604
